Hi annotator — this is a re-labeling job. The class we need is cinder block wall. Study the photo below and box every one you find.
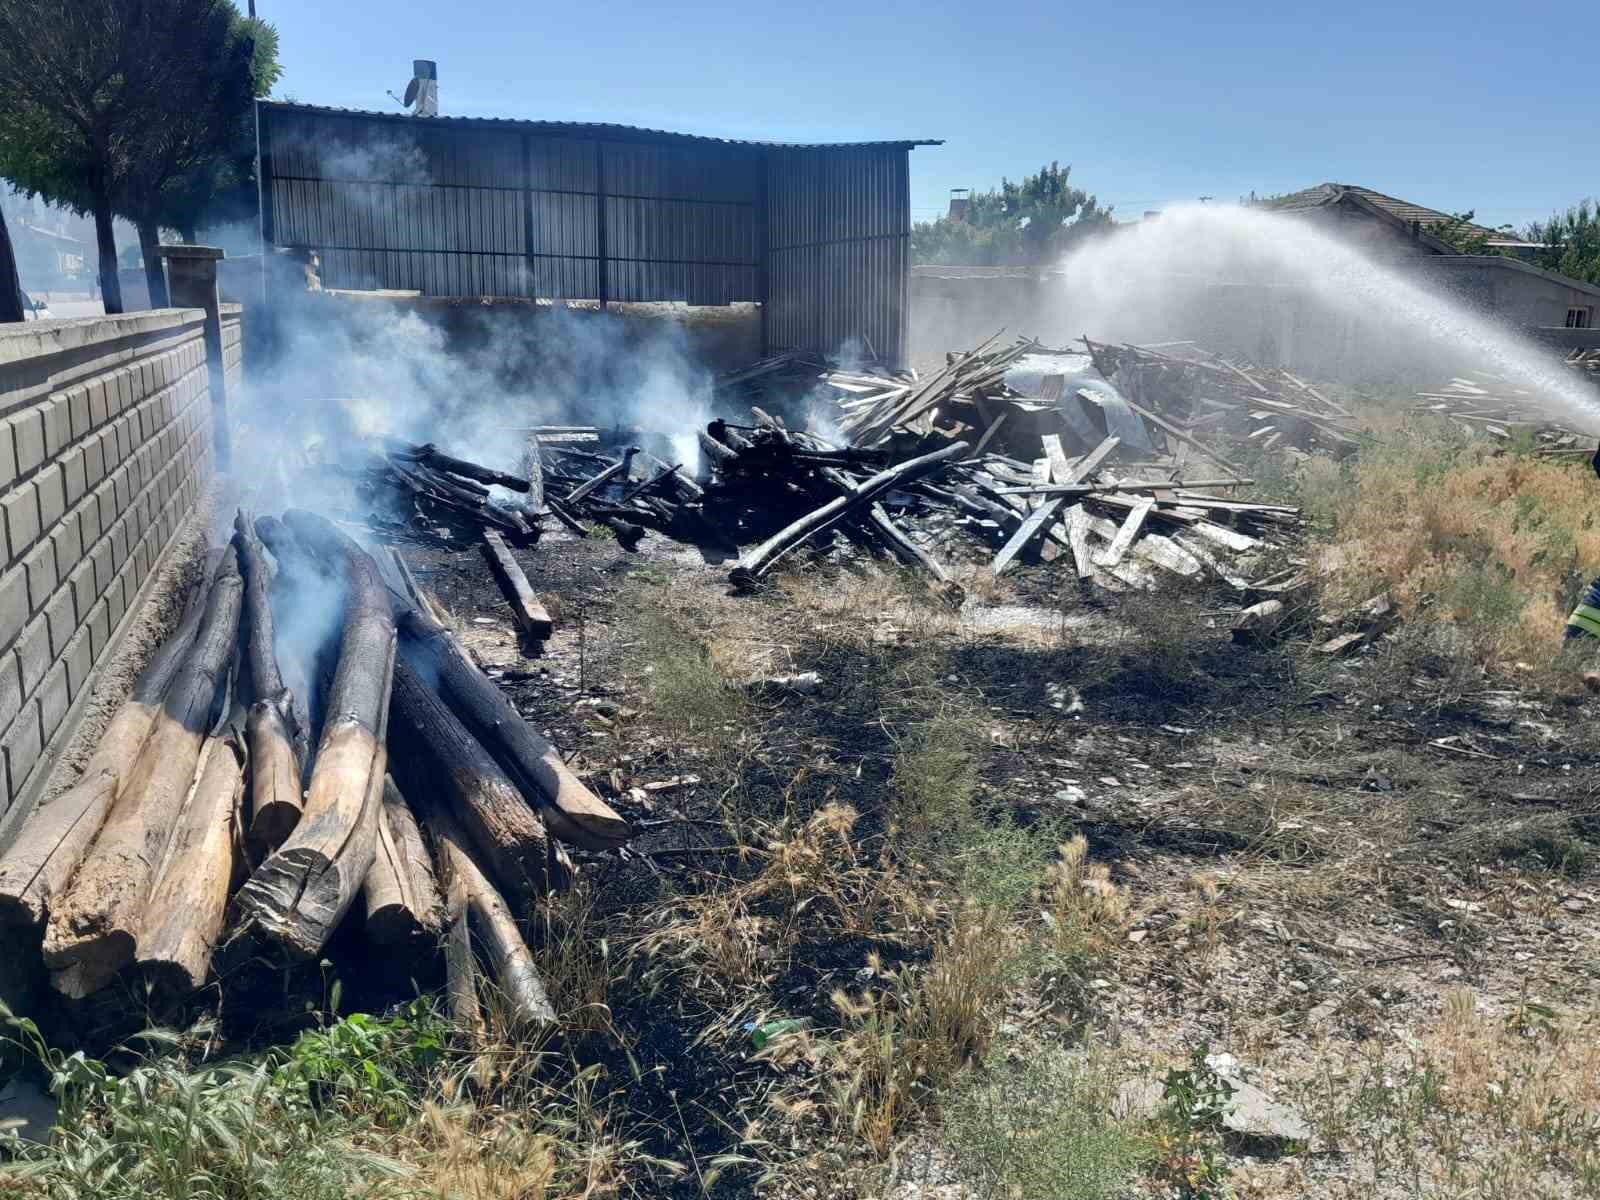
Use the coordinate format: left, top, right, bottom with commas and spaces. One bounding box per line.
0, 311, 219, 822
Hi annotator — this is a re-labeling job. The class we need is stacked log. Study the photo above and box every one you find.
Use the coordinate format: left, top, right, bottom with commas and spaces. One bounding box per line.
0, 505, 633, 1029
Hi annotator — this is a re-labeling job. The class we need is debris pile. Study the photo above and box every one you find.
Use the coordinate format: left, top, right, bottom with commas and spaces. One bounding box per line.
1414, 371, 1595, 456
0, 510, 631, 1030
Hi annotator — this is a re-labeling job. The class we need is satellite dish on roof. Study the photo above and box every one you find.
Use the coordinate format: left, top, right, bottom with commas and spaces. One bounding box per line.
402, 77, 419, 107
389, 60, 438, 116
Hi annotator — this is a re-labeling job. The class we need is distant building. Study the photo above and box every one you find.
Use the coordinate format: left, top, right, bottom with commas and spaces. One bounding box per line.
947, 188, 970, 222
1270, 182, 1598, 335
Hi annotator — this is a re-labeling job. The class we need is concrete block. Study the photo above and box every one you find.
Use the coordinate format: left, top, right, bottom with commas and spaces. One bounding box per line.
61, 450, 85, 506
44, 588, 74, 658
10, 409, 44, 477
0, 652, 21, 732
90, 540, 112, 599
2, 487, 39, 560
106, 572, 125, 629
68, 559, 94, 624
88, 376, 109, 429
0, 569, 25, 652
4, 703, 42, 799
16, 616, 49, 694
97, 428, 119, 474
49, 518, 82, 582
78, 494, 101, 546
110, 520, 128, 571
37, 661, 67, 741
21, 542, 54, 614
80, 443, 103, 493
33, 463, 64, 532
96, 481, 115, 536
112, 463, 131, 513
41, 395, 68, 459
68, 385, 91, 441
63, 629, 91, 699
87, 597, 110, 658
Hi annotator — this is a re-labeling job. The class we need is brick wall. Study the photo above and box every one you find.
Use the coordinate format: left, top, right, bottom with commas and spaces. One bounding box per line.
221, 304, 242, 404
0, 311, 218, 824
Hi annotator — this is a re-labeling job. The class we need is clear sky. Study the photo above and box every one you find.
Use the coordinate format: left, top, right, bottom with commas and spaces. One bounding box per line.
259, 0, 1590, 232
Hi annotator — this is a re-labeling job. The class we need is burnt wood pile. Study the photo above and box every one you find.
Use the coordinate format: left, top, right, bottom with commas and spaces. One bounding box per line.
0, 509, 631, 1033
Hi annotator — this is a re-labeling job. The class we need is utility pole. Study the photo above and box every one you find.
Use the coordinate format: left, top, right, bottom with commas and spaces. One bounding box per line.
248, 1, 256, 16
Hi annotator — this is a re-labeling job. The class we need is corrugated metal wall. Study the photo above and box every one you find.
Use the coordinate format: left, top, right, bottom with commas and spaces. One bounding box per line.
261, 107, 761, 305
259, 106, 913, 364
765, 147, 909, 366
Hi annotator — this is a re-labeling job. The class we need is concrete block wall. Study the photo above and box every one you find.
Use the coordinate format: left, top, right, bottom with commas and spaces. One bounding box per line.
221, 304, 243, 402
0, 311, 217, 823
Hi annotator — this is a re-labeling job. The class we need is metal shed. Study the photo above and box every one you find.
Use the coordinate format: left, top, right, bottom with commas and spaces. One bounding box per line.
256, 102, 938, 366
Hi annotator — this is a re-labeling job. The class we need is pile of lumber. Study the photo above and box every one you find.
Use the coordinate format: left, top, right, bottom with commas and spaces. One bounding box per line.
0, 509, 630, 1030
1413, 371, 1595, 457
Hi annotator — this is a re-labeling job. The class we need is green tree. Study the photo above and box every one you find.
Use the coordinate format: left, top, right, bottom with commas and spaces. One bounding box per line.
1525, 201, 1600, 287
913, 162, 1113, 266
1425, 210, 1511, 254
0, 0, 266, 313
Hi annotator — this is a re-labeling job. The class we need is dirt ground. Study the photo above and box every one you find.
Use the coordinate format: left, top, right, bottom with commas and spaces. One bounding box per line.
360, 506, 1600, 1199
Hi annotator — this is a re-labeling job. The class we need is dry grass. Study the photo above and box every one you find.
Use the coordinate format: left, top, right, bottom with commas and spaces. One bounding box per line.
1302, 413, 1599, 667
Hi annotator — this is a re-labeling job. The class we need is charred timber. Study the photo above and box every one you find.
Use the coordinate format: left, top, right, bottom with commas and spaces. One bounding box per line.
41, 553, 244, 996
387, 656, 551, 902
728, 441, 970, 588
391, 591, 631, 850
363, 777, 444, 945
230, 512, 396, 960
0, 552, 219, 934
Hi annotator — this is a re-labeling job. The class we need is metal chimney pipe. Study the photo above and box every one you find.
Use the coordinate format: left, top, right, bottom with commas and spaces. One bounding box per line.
412, 59, 438, 117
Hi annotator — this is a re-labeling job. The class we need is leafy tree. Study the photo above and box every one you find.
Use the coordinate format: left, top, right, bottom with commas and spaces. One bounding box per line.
913, 163, 1113, 266
0, 205, 23, 321
0, 0, 267, 313
1524, 202, 1600, 287
1425, 210, 1512, 254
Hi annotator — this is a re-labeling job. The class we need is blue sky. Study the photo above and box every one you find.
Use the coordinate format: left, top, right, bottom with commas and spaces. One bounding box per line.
261, 0, 1590, 232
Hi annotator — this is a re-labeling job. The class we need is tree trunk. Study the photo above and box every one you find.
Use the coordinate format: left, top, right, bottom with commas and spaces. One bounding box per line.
387, 656, 551, 902
363, 776, 443, 945
136, 732, 246, 1003
425, 803, 555, 1033
233, 510, 307, 856
0, 206, 24, 323
0, 553, 220, 933
137, 219, 168, 309
92, 188, 122, 315
392, 599, 630, 850
230, 512, 396, 961
42, 554, 243, 995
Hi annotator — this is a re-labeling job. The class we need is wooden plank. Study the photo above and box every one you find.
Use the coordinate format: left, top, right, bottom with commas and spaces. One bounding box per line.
1041, 433, 1074, 484
1121, 397, 1247, 479
993, 498, 1064, 575
1184, 519, 1259, 553
1093, 497, 1155, 569
1064, 505, 1093, 578
481, 530, 553, 642
1061, 435, 1121, 485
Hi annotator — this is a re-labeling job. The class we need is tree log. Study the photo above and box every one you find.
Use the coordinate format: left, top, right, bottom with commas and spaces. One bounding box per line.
230, 512, 396, 960
481, 529, 553, 642
390, 578, 630, 850
41, 554, 243, 994
387, 656, 550, 902
136, 732, 246, 1002
0, 552, 219, 933
234, 510, 307, 856
363, 776, 444, 945
728, 441, 970, 588
425, 804, 555, 1033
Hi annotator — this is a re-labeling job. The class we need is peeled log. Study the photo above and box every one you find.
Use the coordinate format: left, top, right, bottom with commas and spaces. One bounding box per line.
0, 553, 219, 933
388, 656, 550, 902
363, 777, 443, 945
230, 512, 396, 960
393, 597, 630, 850
728, 441, 970, 588
426, 804, 555, 1033
136, 732, 246, 1001
234, 510, 307, 855
41, 555, 243, 991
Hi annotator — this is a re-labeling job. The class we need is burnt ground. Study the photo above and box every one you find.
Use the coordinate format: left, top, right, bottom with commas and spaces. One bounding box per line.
346, 513, 1600, 1198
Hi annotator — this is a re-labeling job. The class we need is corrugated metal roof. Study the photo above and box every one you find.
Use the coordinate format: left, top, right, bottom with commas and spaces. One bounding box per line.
1270, 182, 1507, 242
257, 101, 941, 151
